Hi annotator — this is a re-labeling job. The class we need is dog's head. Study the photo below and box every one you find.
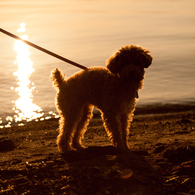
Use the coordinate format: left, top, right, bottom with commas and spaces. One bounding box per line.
106, 45, 152, 82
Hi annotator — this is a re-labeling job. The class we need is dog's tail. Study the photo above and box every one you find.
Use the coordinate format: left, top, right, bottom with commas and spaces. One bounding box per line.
50, 68, 65, 88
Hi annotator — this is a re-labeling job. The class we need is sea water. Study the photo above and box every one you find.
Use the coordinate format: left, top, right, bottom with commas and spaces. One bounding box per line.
0, 0, 195, 127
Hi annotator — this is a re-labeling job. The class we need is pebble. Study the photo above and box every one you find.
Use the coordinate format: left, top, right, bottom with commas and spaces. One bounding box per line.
0, 137, 15, 151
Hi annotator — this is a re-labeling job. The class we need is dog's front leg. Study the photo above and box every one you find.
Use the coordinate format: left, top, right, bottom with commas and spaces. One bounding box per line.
102, 112, 128, 151
119, 113, 132, 151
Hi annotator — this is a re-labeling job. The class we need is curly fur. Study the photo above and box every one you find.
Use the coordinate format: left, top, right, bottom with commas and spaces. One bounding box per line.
51, 45, 152, 153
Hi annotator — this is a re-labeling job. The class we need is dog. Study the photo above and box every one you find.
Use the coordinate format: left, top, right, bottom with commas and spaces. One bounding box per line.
51, 45, 152, 153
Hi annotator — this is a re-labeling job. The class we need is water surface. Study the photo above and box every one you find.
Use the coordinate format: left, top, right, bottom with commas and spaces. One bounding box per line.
0, 0, 195, 127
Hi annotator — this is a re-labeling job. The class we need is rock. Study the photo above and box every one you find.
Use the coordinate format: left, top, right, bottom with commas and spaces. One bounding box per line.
0, 137, 15, 151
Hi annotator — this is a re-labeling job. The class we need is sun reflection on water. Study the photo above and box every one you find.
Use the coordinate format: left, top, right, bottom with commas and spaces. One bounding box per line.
12, 23, 44, 123
0, 23, 59, 129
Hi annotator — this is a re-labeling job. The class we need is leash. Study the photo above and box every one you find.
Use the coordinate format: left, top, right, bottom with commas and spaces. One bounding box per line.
0, 28, 88, 70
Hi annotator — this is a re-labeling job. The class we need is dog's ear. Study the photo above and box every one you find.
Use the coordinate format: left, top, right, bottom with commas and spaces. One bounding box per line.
106, 51, 124, 74
141, 51, 153, 68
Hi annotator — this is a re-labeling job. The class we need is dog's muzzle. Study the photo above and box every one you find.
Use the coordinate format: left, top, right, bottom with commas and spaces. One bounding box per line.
129, 71, 143, 82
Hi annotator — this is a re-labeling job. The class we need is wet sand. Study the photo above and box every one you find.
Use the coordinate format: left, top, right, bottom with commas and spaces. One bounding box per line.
0, 104, 195, 195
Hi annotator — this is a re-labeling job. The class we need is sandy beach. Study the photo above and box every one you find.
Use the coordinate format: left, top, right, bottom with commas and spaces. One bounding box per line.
0, 104, 195, 195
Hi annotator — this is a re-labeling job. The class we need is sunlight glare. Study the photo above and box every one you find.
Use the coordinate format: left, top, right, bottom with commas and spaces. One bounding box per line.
17, 23, 26, 33
12, 23, 43, 123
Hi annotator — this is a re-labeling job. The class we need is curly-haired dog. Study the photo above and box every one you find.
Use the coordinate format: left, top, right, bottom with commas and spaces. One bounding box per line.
51, 45, 152, 153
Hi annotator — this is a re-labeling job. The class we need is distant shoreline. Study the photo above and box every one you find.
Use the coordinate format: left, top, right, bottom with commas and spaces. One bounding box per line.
1, 102, 195, 129
135, 102, 195, 115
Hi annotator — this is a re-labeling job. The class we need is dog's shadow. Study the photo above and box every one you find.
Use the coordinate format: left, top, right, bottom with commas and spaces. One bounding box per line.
61, 146, 123, 162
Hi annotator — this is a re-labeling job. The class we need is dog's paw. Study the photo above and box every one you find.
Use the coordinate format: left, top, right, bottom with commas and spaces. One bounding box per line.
72, 143, 86, 151
57, 142, 74, 154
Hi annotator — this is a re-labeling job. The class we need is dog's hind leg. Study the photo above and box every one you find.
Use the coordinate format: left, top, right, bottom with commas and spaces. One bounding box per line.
72, 104, 93, 150
57, 109, 83, 153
